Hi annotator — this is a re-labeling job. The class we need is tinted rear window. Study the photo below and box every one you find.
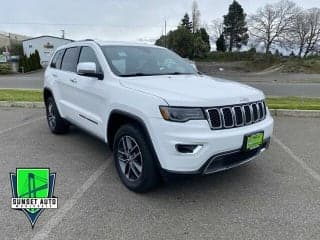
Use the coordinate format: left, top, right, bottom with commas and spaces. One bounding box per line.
61, 47, 79, 72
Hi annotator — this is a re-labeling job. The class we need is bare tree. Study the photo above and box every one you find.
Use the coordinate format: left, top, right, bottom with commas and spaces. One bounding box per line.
248, 0, 297, 54
209, 18, 224, 41
288, 8, 310, 57
288, 8, 320, 57
303, 8, 320, 57
192, 0, 201, 34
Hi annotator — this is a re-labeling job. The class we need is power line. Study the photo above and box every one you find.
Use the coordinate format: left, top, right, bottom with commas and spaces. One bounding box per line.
0, 22, 177, 29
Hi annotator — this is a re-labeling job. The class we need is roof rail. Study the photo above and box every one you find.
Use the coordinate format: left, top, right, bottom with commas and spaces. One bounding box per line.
77, 39, 95, 42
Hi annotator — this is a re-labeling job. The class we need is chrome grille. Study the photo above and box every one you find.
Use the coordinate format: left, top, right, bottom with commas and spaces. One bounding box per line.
206, 101, 267, 130
221, 107, 234, 128
207, 108, 222, 128
243, 105, 252, 124
252, 103, 259, 122
233, 106, 244, 126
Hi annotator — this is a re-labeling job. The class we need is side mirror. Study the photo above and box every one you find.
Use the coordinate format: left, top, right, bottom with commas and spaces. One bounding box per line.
77, 62, 103, 80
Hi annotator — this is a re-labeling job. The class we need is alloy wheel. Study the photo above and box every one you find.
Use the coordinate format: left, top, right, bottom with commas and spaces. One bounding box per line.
47, 102, 56, 130
117, 135, 143, 181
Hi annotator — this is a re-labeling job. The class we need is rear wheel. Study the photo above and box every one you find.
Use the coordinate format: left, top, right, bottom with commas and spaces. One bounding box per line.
45, 97, 69, 134
113, 124, 159, 193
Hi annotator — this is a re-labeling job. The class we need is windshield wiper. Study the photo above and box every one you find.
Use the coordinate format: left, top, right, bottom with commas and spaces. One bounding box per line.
119, 73, 153, 77
165, 72, 195, 75
169, 71, 203, 75
167, 72, 184, 75
119, 72, 196, 77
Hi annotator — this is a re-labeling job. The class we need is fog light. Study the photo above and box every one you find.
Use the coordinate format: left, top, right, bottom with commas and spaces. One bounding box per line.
175, 144, 202, 154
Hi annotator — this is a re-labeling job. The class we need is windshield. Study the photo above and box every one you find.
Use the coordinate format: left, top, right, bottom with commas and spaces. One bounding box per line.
101, 45, 197, 77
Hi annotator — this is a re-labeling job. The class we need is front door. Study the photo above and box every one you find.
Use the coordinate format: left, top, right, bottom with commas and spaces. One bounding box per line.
69, 46, 106, 138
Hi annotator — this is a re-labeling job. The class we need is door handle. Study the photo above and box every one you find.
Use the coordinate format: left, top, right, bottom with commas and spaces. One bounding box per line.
52, 74, 58, 78
70, 78, 78, 83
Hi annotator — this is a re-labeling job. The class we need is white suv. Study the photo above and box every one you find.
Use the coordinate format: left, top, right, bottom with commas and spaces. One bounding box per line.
44, 40, 274, 192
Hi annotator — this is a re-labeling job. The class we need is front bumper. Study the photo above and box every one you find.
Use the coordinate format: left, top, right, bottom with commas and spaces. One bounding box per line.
148, 114, 274, 173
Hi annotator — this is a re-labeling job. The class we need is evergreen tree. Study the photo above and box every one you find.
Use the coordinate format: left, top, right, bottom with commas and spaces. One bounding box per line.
155, 35, 167, 47
155, 13, 210, 59
223, 0, 248, 52
23, 55, 30, 72
216, 34, 227, 52
167, 27, 194, 58
196, 28, 210, 49
29, 53, 36, 71
34, 50, 42, 68
18, 55, 24, 73
181, 13, 193, 32
195, 28, 211, 54
193, 36, 210, 58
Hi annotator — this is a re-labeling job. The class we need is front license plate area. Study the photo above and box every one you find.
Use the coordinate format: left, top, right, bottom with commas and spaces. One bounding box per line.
244, 132, 264, 151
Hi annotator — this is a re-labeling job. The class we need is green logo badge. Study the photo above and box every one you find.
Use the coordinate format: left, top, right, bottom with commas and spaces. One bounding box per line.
10, 168, 58, 227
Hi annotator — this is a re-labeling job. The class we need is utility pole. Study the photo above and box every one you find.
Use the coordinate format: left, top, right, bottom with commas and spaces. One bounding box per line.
164, 20, 167, 48
61, 30, 65, 39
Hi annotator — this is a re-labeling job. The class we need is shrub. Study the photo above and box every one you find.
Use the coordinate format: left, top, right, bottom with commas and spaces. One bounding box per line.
18, 52, 42, 73
0, 63, 12, 74
216, 34, 227, 52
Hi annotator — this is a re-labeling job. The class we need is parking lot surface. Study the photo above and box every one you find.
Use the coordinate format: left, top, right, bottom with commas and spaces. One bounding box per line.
1, 108, 320, 240
0, 70, 44, 89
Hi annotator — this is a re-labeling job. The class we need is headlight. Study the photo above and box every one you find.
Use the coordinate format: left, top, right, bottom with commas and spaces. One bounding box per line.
159, 106, 205, 122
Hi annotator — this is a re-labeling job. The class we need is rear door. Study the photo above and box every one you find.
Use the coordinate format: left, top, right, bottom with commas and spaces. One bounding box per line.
46, 49, 65, 113
56, 47, 81, 122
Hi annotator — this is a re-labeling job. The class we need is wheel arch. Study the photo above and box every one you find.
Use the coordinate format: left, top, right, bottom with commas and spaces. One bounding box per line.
43, 87, 65, 119
107, 110, 161, 168
43, 87, 54, 104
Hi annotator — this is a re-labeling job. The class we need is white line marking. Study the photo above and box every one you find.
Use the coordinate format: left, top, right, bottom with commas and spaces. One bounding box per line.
273, 136, 320, 182
32, 158, 112, 240
0, 116, 45, 136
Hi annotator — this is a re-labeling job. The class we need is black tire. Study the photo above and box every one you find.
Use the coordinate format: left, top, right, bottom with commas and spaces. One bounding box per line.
113, 124, 160, 193
45, 97, 69, 134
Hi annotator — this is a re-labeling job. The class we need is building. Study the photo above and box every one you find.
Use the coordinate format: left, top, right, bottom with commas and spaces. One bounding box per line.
0, 31, 29, 50
22, 36, 73, 66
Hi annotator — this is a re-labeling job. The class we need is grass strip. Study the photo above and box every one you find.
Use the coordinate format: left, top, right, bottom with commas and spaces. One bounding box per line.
0, 89, 319, 110
267, 97, 320, 110
0, 89, 43, 102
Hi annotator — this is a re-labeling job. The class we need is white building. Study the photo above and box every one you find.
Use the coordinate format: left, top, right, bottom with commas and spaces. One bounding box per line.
22, 36, 73, 66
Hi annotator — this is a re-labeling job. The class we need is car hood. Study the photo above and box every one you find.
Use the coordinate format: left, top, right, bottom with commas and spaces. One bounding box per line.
119, 74, 265, 106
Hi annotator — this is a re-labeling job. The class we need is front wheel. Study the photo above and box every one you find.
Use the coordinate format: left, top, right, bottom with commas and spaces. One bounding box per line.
113, 124, 159, 193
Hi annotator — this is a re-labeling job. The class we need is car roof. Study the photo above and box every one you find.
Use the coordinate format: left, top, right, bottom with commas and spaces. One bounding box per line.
56, 40, 163, 51
97, 41, 161, 48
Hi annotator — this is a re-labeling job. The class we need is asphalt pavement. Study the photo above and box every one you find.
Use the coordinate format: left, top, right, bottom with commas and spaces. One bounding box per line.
248, 82, 320, 97
1, 70, 320, 97
1, 108, 320, 239
0, 70, 44, 89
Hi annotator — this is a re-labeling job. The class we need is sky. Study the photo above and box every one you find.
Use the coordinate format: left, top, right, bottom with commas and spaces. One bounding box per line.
1, 0, 319, 43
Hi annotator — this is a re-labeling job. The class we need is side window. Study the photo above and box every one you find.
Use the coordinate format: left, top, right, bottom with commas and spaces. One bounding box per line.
78, 47, 102, 73
61, 47, 79, 72
50, 50, 64, 69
